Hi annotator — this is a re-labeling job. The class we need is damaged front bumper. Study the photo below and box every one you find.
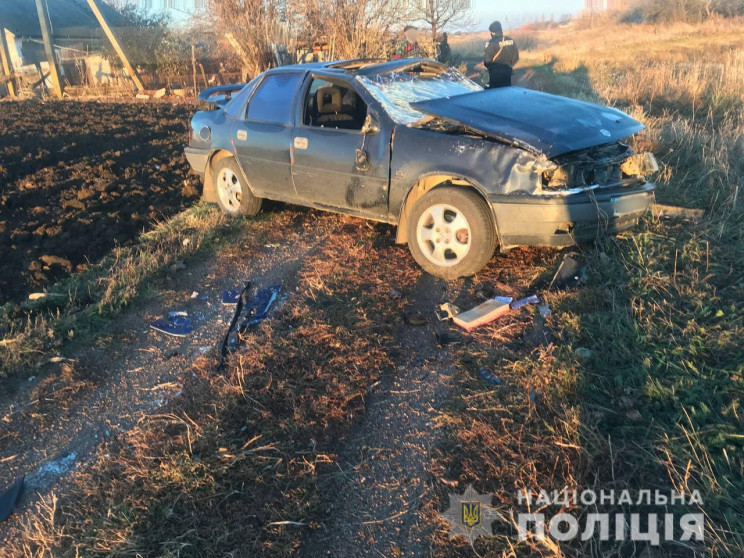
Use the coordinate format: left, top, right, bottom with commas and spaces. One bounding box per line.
490, 181, 655, 249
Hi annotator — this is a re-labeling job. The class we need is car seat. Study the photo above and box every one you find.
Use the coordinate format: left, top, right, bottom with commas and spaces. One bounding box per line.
316, 86, 355, 127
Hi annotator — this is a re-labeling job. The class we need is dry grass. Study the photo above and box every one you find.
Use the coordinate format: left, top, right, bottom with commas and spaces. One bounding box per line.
2, 218, 427, 556
439, 16, 743, 557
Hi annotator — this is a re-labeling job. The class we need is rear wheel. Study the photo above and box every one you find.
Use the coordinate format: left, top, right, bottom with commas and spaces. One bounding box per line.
212, 158, 262, 217
407, 187, 496, 280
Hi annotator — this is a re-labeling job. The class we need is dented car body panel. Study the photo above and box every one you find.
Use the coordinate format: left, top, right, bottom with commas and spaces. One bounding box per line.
409, 87, 645, 158
185, 59, 655, 250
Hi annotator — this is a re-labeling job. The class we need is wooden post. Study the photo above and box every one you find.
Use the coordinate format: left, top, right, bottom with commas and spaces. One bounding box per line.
191, 43, 197, 96
0, 28, 16, 97
34, 0, 63, 97
86, 0, 145, 93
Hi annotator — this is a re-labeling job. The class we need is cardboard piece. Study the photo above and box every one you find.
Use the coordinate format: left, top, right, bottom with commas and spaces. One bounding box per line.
453, 298, 511, 331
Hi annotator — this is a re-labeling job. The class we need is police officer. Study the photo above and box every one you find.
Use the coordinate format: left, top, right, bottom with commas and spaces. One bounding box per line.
484, 21, 519, 88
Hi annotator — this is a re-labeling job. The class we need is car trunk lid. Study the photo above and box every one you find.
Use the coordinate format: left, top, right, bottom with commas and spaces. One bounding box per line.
410, 87, 644, 158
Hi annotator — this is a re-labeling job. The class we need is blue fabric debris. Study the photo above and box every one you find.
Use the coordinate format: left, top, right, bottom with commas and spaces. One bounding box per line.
219, 284, 282, 367
221, 289, 243, 305
510, 295, 540, 311
150, 311, 194, 337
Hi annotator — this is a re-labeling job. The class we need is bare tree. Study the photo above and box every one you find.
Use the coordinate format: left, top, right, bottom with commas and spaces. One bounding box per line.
406, 0, 475, 40
208, 0, 288, 79
291, 0, 407, 60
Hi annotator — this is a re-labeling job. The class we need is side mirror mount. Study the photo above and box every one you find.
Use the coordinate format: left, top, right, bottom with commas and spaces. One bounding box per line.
362, 113, 380, 135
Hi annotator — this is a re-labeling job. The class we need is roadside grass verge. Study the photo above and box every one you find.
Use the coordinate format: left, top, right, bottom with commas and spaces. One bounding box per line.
0, 203, 235, 384
431, 19, 743, 556
523, 23, 743, 555
3, 220, 426, 556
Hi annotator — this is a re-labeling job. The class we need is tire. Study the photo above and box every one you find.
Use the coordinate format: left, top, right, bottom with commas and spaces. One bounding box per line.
212, 157, 262, 217
406, 187, 496, 280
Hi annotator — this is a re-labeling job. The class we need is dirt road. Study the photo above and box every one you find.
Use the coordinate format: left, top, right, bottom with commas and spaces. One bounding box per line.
0, 194, 558, 555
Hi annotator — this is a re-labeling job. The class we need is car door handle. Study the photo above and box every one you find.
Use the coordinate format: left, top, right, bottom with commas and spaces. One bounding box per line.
294, 137, 308, 150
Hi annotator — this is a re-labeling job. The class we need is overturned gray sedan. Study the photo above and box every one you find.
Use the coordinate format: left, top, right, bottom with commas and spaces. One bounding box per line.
185, 59, 657, 279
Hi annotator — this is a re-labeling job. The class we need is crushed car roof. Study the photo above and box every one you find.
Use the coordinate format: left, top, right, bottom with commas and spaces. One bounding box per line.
271, 58, 449, 77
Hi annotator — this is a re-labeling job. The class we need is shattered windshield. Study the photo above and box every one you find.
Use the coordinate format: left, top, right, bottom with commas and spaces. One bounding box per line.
357, 69, 483, 125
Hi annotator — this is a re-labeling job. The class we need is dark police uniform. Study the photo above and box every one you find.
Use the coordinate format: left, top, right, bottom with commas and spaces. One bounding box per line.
484, 22, 519, 88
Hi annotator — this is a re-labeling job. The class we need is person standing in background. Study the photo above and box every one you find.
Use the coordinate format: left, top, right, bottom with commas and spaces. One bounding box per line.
484, 21, 519, 88
393, 26, 422, 59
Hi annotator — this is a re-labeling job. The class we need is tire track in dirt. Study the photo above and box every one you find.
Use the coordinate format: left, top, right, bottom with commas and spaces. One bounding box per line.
0, 207, 343, 540
300, 273, 459, 557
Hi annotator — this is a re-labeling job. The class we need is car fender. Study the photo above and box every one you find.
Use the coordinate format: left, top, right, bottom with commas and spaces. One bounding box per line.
395, 172, 503, 247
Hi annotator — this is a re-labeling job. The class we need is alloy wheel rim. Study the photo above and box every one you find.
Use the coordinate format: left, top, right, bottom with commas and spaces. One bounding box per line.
217, 168, 242, 211
416, 203, 472, 267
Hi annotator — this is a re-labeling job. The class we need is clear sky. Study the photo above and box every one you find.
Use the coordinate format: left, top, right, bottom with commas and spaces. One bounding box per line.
472, 0, 585, 30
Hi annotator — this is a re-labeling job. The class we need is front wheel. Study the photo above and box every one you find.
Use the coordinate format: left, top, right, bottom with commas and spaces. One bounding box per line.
212, 158, 262, 217
406, 187, 496, 280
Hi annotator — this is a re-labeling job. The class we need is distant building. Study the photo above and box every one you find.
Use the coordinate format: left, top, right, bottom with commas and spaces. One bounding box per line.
0, 0, 130, 91
124, 0, 207, 20
1, 0, 128, 69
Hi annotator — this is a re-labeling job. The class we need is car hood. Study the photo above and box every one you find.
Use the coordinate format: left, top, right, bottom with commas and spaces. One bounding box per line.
409, 87, 644, 158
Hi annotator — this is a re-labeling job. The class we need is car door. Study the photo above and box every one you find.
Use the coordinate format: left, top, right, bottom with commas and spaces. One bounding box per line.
232, 72, 304, 199
290, 76, 391, 218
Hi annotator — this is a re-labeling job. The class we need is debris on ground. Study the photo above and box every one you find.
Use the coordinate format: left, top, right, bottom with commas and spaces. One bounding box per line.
221, 289, 243, 305
549, 254, 584, 290
478, 367, 502, 385
403, 312, 427, 326
436, 303, 461, 322
219, 284, 282, 366
438, 293, 541, 332
473, 281, 499, 301
510, 294, 540, 311
453, 297, 512, 331
389, 289, 402, 299
0, 478, 24, 523
150, 312, 194, 337
435, 330, 466, 347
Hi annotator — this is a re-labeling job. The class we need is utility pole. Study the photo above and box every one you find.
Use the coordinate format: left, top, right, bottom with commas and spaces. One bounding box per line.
34, 0, 64, 97
86, 0, 145, 93
0, 28, 17, 97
